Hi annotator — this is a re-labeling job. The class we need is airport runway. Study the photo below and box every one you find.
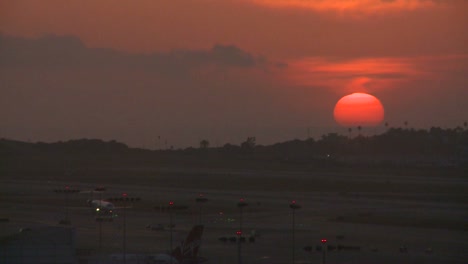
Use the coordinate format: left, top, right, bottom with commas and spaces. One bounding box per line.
1, 169, 467, 263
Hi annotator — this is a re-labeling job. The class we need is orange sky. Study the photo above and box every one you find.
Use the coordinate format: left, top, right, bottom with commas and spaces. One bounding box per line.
2, 0, 466, 56
0, 0, 467, 147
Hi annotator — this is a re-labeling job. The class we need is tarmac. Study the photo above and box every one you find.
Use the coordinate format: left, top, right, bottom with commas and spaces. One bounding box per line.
1, 168, 467, 263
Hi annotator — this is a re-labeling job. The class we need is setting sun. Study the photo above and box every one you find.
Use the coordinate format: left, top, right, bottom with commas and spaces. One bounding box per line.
333, 93, 385, 127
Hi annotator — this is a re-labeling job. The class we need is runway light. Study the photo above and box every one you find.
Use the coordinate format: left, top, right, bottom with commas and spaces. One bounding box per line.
238, 198, 248, 207
289, 200, 301, 209
321, 239, 327, 244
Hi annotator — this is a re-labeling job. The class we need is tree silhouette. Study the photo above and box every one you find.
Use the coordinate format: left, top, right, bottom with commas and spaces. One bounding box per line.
241, 137, 256, 154
241, 137, 256, 149
199, 139, 210, 149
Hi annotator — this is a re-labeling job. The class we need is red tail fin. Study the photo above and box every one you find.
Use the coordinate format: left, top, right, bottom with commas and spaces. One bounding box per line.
171, 225, 204, 262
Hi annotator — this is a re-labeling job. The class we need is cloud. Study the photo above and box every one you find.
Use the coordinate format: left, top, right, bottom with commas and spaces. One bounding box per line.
279, 57, 423, 94
247, 0, 448, 13
0, 34, 314, 147
0, 34, 263, 72
278, 54, 468, 101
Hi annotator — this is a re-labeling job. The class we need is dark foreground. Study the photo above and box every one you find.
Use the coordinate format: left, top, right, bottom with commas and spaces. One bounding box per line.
1, 167, 467, 263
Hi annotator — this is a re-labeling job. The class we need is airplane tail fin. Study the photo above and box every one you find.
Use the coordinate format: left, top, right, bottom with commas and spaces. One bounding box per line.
171, 225, 204, 263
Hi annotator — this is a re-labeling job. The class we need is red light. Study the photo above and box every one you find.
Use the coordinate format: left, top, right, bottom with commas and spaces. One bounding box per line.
169, 201, 174, 206
291, 200, 296, 204
122, 193, 128, 197
65, 186, 70, 190
240, 198, 244, 202
236, 230, 242, 236
321, 239, 327, 244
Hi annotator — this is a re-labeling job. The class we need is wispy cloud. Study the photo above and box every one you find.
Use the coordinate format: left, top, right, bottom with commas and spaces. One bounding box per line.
279, 55, 467, 94
248, 0, 446, 13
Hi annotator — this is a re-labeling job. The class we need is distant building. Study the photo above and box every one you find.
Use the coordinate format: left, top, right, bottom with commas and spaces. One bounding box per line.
0, 226, 77, 264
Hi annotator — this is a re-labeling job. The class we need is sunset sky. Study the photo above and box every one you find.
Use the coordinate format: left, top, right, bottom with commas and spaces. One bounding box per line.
1, 0, 467, 148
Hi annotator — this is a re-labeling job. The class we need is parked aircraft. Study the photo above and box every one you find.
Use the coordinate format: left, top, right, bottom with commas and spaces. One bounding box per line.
108, 225, 205, 264
87, 199, 116, 214
147, 225, 205, 264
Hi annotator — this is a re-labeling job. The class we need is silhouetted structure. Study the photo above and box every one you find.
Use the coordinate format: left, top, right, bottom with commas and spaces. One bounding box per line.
0, 226, 77, 263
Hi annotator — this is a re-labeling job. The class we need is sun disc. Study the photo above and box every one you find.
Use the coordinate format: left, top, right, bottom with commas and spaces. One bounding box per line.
334, 93, 384, 127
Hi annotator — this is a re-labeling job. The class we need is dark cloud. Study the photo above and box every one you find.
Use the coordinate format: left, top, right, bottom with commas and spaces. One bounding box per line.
0, 34, 322, 147
0, 34, 261, 72
0, 34, 89, 68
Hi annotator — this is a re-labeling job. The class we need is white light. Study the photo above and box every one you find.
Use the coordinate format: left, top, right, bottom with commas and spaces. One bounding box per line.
96, 208, 100, 212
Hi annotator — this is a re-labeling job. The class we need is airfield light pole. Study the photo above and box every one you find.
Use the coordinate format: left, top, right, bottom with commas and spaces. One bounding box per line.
289, 200, 301, 264
105, 193, 140, 264
65, 186, 70, 224
321, 238, 327, 264
53, 185, 80, 225
122, 192, 128, 264
237, 198, 248, 264
195, 194, 208, 224
95, 187, 106, 262
169, 201, 174, 264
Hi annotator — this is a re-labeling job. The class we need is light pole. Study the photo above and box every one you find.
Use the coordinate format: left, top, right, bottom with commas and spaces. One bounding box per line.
95, 187, 105, 263
321, 238, 327, 264
237, 198, 248, 264
122, 192, 128, 264
195, 194, 208, 260
195, 194, 208, 224
53, 186, 80, 225
64, 186, 70, 224
106, 193, 140, 264
289, 200, 301, 264
169, 201, 174, 264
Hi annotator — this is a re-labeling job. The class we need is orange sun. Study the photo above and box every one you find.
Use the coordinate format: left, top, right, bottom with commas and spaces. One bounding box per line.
333, 93, 384, 127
